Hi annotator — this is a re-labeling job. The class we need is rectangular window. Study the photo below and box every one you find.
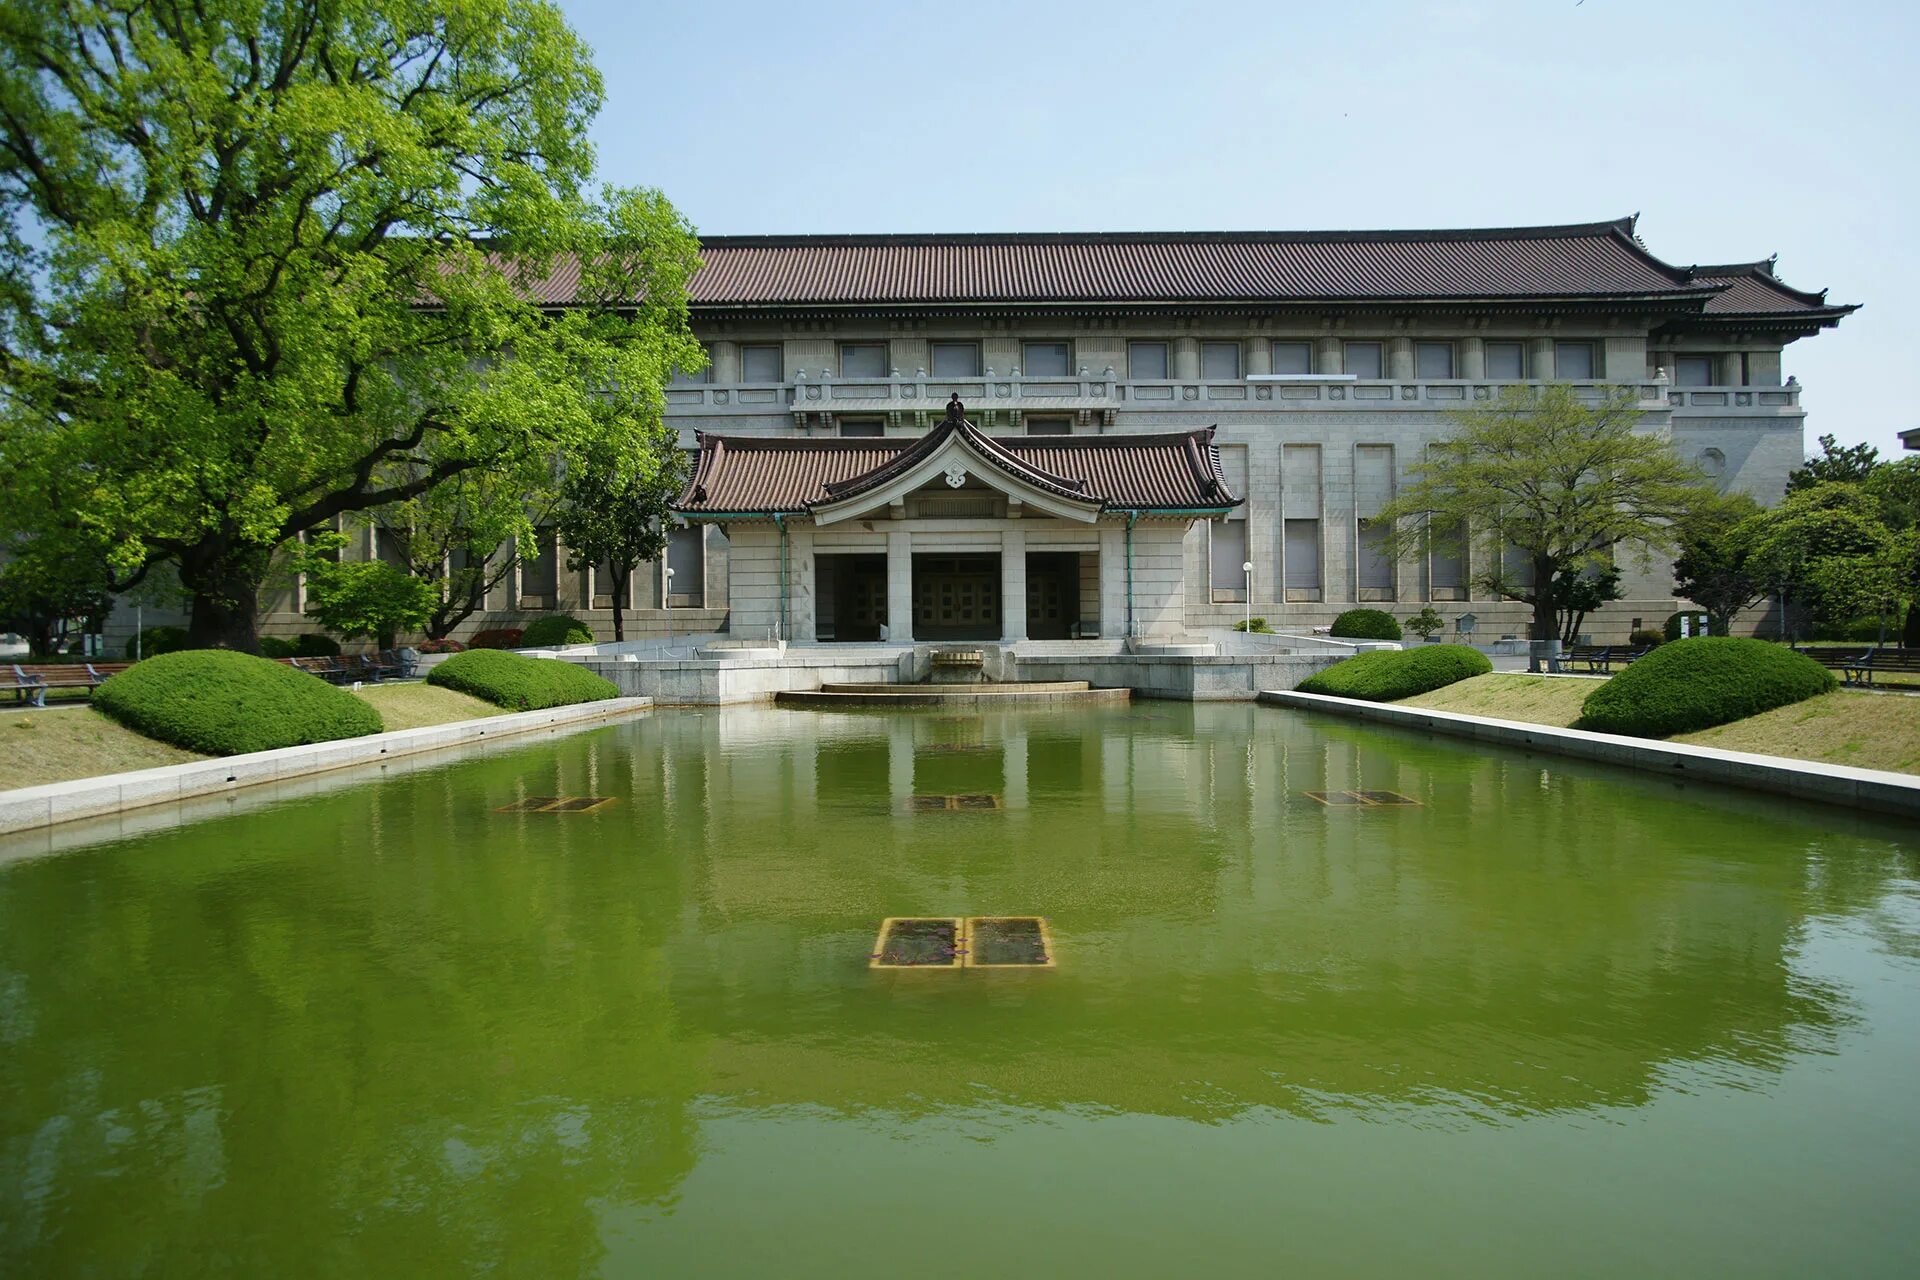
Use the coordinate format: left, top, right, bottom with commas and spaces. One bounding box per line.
1675, 355, 1715, 387
839, 418, 884, 438
839, 343, 888, 378
1501, 542, 1537, 589
1271, 341, 1313, 375
1128, 341, 1169, 379
1485, 341, 1526, 380
1025, 417, 1071, 436
665, 526, 704, 607
592, 559, 630, 609
1022, 341, 1070, 376
1357, 519, 1394, 599
1344, 341, 1383, 378
375, 527, 410, 570
1415, 341, 1455, 379
1201, 341, 1241, 380
1554, 341, 1595, 380
668, 344, 714, 386
930, 342, 981, 377
520, 527, 558, 603
1210, 520, 1250, 595
1430, 518, 1467, 599
1284, 519, 1321, 594
741, 343, 783, 382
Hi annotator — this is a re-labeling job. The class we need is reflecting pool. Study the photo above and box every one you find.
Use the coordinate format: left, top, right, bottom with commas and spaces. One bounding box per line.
4, 704, 1918, 1277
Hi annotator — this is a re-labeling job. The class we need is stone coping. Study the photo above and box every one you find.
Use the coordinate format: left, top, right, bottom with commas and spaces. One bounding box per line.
0, 697, 653, 836
1258, 690, 1920, 819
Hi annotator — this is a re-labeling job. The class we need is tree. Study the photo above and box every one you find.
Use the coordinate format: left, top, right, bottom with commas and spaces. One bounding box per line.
1738, 483, 1912, 642
0, 0, 703, 652
1373, 385, 1713, 643
552, 446, 684, 642
372, 464, 559, 640
1787, 434, 1880, 493
0, 536, 110, 655
1671, 492, 1770, 637
300, 555, 439, 651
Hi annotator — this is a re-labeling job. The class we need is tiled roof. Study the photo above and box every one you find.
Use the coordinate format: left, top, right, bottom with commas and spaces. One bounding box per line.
676, 423, 1238, 516
1690, 261, 1856, 318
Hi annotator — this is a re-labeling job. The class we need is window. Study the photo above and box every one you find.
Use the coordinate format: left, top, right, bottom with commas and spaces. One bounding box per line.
1022, 341, 1070, 376
839, 343, 888, 378
1210, 521, 1249, 596
1284, 519, 1321, 595
930, 342, 981, 377
1430, 518, 1467, 599
669, 343, 714, 385
1128, 341, 1170, 379
1554, 341, 1595, 380
1698, 447, 1726, 479
1415, 342, 1455, 379
1357, 519, 1394, 598
839, 418, 884, 438
375, 527, 410, 570
1025, 417, 1071, 436
1271, 341, 1312, 375
1344, 341, 1383, 378
665, 526, 704, 607
741, 344, 783, 382
593, 559, 630, 609
1485, 341, 1526, 380
1201, 341, 1241, 379
520, 527, 558, 603
1675, 355, 1715, 387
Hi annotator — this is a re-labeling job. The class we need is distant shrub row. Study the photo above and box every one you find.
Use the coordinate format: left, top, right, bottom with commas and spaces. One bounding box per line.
425, 649, 619, 711
1579, 637, 1835, 737
1295, 644, 1491, 702
1329, 608, 1402, 641
95, 650, 382, 755
468, 628, 525, 650
521, 614, 594, 647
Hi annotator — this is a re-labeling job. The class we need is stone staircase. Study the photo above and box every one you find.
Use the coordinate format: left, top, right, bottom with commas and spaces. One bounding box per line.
774, 679, 1130, 708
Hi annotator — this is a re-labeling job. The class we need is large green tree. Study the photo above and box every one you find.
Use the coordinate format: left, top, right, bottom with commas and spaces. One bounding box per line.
1373, 385, 1712, 643
552, 443, 683, 642
1739, 482, 1915, 644
0, 0, 702, 651
1671, 491, 1770, 637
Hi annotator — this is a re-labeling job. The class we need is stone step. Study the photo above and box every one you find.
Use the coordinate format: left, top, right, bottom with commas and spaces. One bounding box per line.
819, 681, 1093, 694
776, 684, 1128, 708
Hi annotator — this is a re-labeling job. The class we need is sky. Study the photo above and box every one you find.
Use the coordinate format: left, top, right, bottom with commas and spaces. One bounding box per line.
559, 0, 1917, 457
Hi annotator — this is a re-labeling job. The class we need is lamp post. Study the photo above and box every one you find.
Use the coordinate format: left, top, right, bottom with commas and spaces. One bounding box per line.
1242, 561, 1253, 633
663, 566, 675, 654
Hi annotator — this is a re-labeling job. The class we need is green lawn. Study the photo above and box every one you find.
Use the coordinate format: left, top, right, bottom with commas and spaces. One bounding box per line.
0, 681, 506, 791
1398, 673, 1920, 775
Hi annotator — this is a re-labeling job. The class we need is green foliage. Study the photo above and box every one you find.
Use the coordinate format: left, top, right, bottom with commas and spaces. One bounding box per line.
1672, 492, 1769, 637
0, 0, 702, 650
1296, 645, 1492, 701
1232, 617, 1274, 633
300, 559, 438, 650
1629, 628, 1665, 649
1373, 385, 1713, 641
1578, 638, 1836, 738
124, 626, 191, 660
522, 614, 594, 647
1808, 618, 1899, 643
1403, 606, 1446, 640
294, 633, 342, 658
555, 446, 683, 641
94, 651, 383, 755
426, 649, 618, 711
1788, 434, 1881, 492
1664, 611, 1709, 642
374, 465, 556, 640
259, 636, 298, 659
1330, 608, 1403, 640
1738, 483, 1912, 633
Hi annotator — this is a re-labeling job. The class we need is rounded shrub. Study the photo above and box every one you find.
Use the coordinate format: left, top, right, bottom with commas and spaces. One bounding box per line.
125, 625, 191, 660
468, 627, 525, 650
1329, 608, 1403, 641
521, 614, 594, 647
259, 635, 298, 659
1628, 628, 1665, 650
1295, 644, 1491, 701
1664, 611, 1709, 642
426, 649, 619, 711
94, 650, 383, 756
1578, 637, 1836, 738
294, 633, 342, 658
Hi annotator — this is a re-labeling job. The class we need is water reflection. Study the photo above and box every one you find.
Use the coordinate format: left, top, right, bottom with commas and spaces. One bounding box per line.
2, 703, 1915, 1275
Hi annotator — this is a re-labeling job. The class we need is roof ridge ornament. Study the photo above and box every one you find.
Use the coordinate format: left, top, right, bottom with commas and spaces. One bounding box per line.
944, 393, 965, 425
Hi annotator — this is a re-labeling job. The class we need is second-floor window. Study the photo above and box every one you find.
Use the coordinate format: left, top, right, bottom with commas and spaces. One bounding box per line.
1554, 341, 1595, 380
1415, 342, 1455, 379
669, 343, 714, 385
930, 342, 981, 377
1485, 341, 1526, 379
1025, 417, 1071, 435
1022, 341, 1070, 376
1128, 341, 1169, 379
741, 344, 783, 382
1675, 355, 1716, 387
1271, 341, 1312, 374
839, 343, 888, 378
839, 418, 884, 438
1344, 341, 1383, 378
1201, 341, 1241, 379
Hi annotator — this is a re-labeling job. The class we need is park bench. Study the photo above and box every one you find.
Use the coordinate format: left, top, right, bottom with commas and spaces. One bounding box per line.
1563, 644, 1649, 673
1797, 646, 1920, 687
4, 661, 132, 707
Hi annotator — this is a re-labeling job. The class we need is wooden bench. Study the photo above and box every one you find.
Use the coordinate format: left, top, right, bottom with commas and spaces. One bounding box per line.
279, 650, 415, 683
4, 662, 132, 707
1563, 644, 1649, 673
1797, 646, 1920, 687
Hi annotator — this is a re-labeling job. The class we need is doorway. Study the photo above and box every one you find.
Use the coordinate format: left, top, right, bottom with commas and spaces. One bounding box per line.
1024, 553, 1081, 640
815, 554, 887, 641
912, 554, 1001, 641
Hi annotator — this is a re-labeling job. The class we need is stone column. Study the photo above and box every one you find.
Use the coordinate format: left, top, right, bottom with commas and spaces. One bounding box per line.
1172, 337, 1200, 380
886, 528, 913, 643
1315, 336, 1343, 374
1460, 337, 1486, 379
1001, 528, 1027, 642
1388, 337, 1415, 381
1244, 338, 1272, 376
1530, 337, 1556, 380
708, 340, 740, 383
1719, 352, 1746, 386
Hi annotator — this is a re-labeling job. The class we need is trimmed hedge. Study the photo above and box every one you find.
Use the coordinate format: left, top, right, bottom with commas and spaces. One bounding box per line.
1295, 644, 1491, 701
1578, 637, 1836, 738
522, 614, 593, 647
124, 625, 191, 660
94, 650, 383, 756
294, 632, 341, 657
1628, 628, 1665, 649
425, 648, 619, 711
469, 628, 525, 650
1330, 608, 1403, 641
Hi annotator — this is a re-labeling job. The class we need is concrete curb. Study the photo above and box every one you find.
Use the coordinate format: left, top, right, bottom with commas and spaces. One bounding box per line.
0, 696, 653, 835
1256, 690, 1920, 819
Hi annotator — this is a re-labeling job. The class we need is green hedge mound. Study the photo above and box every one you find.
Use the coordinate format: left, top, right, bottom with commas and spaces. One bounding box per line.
1295, 644, 1491, 701
1329, 608, 1403, 641
521, 614, 594, 647
1578, 637, 1836, 738
425, 648, 619, 711
94, 650, 383, 756
124, 625, 192, 660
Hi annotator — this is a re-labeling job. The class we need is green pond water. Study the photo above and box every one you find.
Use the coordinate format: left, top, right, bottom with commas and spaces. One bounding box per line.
3, 703, 1919, 1277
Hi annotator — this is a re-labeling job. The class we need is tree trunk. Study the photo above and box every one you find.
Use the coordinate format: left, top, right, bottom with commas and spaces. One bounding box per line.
1904, 600, 1919, 650
610, 564, 628, 642
178, 541, 266, 653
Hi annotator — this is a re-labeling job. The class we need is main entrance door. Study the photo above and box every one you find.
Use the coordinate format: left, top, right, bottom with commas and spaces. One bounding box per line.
1024, 552, 1081, 640
912, 554, 1001, 641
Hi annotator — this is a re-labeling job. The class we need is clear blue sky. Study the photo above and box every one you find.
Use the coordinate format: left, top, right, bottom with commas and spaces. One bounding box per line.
559, 0, 1915, 457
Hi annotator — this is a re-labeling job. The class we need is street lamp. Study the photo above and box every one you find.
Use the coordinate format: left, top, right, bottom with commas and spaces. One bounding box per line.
663, 566, 675, 653
1242, 561, 1254, 633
